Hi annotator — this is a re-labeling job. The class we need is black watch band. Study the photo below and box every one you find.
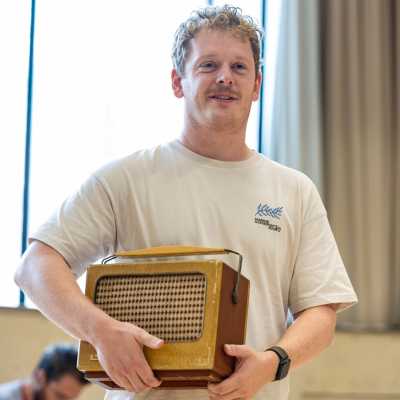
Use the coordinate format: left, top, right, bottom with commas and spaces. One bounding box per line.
265, 345, 291, 381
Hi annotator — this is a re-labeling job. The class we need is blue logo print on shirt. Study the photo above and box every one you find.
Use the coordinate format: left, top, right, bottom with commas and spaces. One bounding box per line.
254, 204, 283, 232
255, 204, 283, 219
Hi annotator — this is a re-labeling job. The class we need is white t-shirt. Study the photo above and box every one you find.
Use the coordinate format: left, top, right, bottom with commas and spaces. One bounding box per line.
0, 380, 23, 400
31, 140, 357, 400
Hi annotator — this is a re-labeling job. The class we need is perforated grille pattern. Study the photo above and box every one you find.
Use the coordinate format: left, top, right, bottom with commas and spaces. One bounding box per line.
94, 273, 207, 342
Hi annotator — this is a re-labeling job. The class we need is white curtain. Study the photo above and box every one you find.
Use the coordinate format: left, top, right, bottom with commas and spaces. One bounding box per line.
264, 0, 400, 330
263, 0, 324, 194
320, 0, 400, 330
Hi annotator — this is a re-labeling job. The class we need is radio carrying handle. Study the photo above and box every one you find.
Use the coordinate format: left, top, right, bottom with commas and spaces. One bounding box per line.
102, 246, 244, 304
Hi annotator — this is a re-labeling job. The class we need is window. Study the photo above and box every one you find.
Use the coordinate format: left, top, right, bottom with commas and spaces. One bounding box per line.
0, 1, 31, 307
1, 0, 266, 307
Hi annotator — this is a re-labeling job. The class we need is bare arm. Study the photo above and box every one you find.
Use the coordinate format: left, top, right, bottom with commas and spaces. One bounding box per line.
15, 240, 163, 393
276, 304, 337, 369
208, 304, 336, 400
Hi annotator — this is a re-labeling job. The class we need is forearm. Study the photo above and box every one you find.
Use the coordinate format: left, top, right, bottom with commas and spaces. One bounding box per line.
208, 306, 337, 399
14, 240, 112, 343
15, 240, 163, 392
276, 304, 337, 370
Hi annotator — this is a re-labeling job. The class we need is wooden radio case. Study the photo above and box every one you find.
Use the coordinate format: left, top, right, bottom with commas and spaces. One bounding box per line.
78, 246, 249, 389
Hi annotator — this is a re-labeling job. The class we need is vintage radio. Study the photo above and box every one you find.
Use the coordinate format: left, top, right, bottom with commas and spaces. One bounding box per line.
78, 246, 250, 389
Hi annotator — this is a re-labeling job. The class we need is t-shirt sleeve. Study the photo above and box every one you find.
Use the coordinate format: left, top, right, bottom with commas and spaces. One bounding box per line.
29, 174, 117, 278
288, 178, 358, 314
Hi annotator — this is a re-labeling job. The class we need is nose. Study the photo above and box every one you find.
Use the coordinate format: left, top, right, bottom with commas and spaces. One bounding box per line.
216, 65, 233, 86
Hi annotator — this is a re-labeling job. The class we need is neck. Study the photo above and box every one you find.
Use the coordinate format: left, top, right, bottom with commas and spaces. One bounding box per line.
180, 120, 252, 161
21, 382, 33, 400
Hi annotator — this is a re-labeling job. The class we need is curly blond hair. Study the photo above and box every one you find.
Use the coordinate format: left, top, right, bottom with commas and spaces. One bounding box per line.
172, 5, 263, 76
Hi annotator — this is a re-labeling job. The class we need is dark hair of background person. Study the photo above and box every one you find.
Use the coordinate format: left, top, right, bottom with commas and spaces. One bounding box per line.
35, 344, 89, 385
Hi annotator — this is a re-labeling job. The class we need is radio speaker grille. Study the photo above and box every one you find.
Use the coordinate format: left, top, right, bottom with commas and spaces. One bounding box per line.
94, 273, 207, 342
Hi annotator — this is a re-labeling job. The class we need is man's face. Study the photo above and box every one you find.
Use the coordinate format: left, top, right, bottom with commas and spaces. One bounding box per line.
172, 28, 261, 130
34, 374, 84, 400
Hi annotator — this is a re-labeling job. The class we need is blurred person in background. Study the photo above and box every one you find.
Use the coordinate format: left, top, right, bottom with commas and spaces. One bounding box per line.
0, 343, 90, 400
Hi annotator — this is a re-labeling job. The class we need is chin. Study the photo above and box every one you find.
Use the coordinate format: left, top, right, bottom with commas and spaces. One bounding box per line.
208, 115, 239, 130
33, 389, 45, 400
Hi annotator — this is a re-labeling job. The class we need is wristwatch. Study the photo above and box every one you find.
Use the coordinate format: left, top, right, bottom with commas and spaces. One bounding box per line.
265, 345, 291, 381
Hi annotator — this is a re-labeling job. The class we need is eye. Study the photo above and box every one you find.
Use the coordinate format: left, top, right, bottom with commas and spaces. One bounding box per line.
233, 63, 247, 72
198, 61, 217, 71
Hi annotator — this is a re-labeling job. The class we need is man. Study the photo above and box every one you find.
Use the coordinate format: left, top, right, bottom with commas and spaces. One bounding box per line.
0, 344, 89, 400
15, 5, 357, 400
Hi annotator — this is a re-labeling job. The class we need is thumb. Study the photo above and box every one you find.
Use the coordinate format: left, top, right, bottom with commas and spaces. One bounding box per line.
137, 329, 164, 349
224, 344, 251, 358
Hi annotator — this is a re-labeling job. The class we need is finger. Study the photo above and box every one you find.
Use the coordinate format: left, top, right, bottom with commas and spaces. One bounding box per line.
100, 354, 147, 393
124, 371, 149, 393
135, 327, 164, 349
209, 393, 242, 400
224, 344, 252, 358
98, 355, 135, 392
208, 386, 238, 398
106, 369, 135, 392
123, 345, 160, 390
208, 375, 241, 396
119, 352, 154, 392
137, 366, 161, 387
136, 360, 162, 388
208, 387, 242, 400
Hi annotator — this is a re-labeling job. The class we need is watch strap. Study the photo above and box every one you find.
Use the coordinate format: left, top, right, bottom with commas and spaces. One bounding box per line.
266, 345, 289, 361
265, 345, 291, 381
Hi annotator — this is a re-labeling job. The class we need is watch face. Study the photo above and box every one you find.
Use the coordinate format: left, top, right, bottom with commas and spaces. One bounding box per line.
266, 346, 291, 381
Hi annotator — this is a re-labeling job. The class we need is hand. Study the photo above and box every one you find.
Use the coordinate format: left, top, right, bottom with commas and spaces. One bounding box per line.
208, 344, 279, 400
92, 319, 164, 393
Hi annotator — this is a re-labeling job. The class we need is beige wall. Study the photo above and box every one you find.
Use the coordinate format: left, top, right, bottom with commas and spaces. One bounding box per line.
1, 308, 400, 400
0, 308, 104, 400
289, 332, 400, 400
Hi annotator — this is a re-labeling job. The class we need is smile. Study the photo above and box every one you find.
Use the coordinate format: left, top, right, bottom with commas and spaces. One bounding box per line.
208, 95, 238, 101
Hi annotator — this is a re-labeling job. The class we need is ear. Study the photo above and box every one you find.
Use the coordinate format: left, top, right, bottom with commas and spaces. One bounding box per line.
171, 69, 184, 98
33, 369, 46, 387
252, 71, 262, 101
